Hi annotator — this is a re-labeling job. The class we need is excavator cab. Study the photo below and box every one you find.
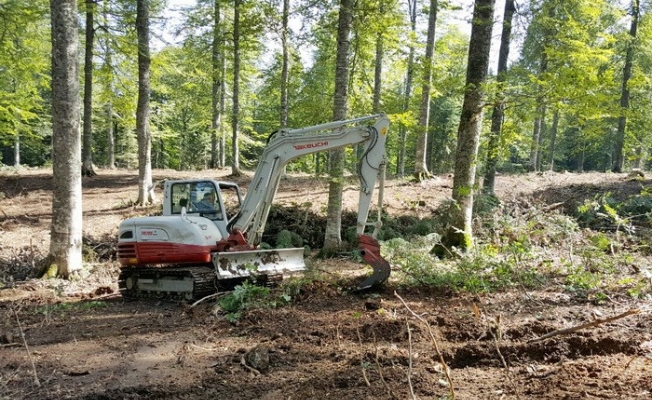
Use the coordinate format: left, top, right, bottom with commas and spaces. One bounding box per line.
166, 180, 243, 231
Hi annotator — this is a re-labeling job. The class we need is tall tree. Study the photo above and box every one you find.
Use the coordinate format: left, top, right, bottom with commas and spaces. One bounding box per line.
280, 0, 290, 128
437, 0, 495, 254
414, 0, 438, 180
219, 42, 227, 168
483, 0, 516, 195
613, 0, 640, 173
231, 0, 242, 176
102, 0, 116, 169
323, 0, 354, 251
547, 109, 559, 170
136, 0, 155, 204
49, 0, 83, 277
82, 0, 97, 177
398, 0, 418, 176
372, 0, 385, 113
210, 0, 223, 169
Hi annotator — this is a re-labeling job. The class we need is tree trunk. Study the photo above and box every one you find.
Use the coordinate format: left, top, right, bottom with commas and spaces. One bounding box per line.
82, 0, 97, 177
636, 146, 646, 170
103, 0, 115, 169
323, 0, 354, 252
436, 0, 495, 255
280, 0, 290, 128
13, 134, 20, 167
530, 106, 545, 172
106, 103, 115, 169
482, 0, 515, 195
231, 0, 242, 176
136, 0, 155, 204
210, 0, 222, 169
577, 145, 585, 172
413, 0, 438, 181
613, 0, 639, 173
399, 0, 417, 177
220, 48, 226, 168
372, 1, 384, 113
49, 0, 83, 278
547, 109, 559, 171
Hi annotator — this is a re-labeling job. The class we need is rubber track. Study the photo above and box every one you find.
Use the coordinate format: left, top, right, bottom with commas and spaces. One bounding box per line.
118, 266, 217, 301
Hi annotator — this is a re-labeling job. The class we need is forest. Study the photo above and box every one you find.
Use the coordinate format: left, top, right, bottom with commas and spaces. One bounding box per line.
1, 0, 652, 399
1, 0, 649, 176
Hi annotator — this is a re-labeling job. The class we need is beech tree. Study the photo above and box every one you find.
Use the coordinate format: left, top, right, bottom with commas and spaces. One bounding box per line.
49, 0, 83, 277
414, 0, 438, 181
613, 0, 640, 173
101, 0, 116, 169
136, 0, 155, 204
483, 0, 516, 195
436, 0, 495, 254
280, 0, 290, 128
231, 0, 242, 176
210, 0, 224, 168
82, 0, 98, 177
324, 0, 354, 251
397, 0, 418, 176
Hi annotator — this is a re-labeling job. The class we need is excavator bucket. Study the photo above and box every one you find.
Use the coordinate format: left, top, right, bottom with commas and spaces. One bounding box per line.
212, 247, 306, 280
357, 235, 391, 290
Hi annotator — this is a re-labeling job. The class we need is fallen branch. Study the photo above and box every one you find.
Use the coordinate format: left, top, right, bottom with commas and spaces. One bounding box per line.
540, 201, 567, 213
190, 291, 229, 308
0, 343, 22, 348
372, 330, 396, 399
528, 308, 641, 343
395, 291, 455, 399
12, 305, 40, 387
239, 354, 261, 376
91, 292, 121, 301
356, 328, 371, 387
406, 320, 416, 400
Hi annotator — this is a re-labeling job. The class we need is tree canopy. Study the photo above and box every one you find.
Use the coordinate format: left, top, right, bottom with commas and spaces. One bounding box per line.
0, 0, 649, 178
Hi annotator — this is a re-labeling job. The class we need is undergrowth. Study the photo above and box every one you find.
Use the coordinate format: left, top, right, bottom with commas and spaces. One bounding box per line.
382, 193, 652, 300
216, 276, 307, 322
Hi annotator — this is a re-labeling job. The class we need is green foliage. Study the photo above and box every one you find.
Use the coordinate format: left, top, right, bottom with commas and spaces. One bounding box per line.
576, 191, 652, 233
385, 236, 542, 293
218, 282, 271, 322
474, 193, 501, 217
217, 277, 304, 323
0, 0, 50, 165
276, 229, 304, 248
384, 191, 652, 301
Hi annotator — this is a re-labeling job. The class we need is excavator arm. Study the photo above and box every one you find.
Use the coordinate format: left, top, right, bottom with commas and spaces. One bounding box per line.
218, 114, 391, 289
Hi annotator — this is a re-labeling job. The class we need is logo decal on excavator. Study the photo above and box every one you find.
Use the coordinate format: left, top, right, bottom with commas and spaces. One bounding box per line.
294, 141, 328, 151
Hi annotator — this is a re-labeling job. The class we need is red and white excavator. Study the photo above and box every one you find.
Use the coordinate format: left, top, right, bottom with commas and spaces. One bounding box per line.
117, 114, 391, 300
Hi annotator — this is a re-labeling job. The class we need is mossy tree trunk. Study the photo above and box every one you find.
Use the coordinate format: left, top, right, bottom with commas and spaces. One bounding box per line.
323, 0, 353, 252
436, 0, 495, 255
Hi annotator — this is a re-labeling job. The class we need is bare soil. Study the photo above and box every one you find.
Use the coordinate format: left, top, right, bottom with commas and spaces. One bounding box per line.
1, 168, 651, 399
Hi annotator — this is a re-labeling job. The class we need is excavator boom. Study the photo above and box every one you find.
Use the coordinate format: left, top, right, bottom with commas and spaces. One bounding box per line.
220, 113, 391, 290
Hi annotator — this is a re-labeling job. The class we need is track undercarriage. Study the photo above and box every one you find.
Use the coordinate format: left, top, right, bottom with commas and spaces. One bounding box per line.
118, 265, 218, 301
118, 265, 287, 301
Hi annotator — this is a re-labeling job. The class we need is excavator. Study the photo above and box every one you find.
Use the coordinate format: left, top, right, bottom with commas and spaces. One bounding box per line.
117, 113, 391, 300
